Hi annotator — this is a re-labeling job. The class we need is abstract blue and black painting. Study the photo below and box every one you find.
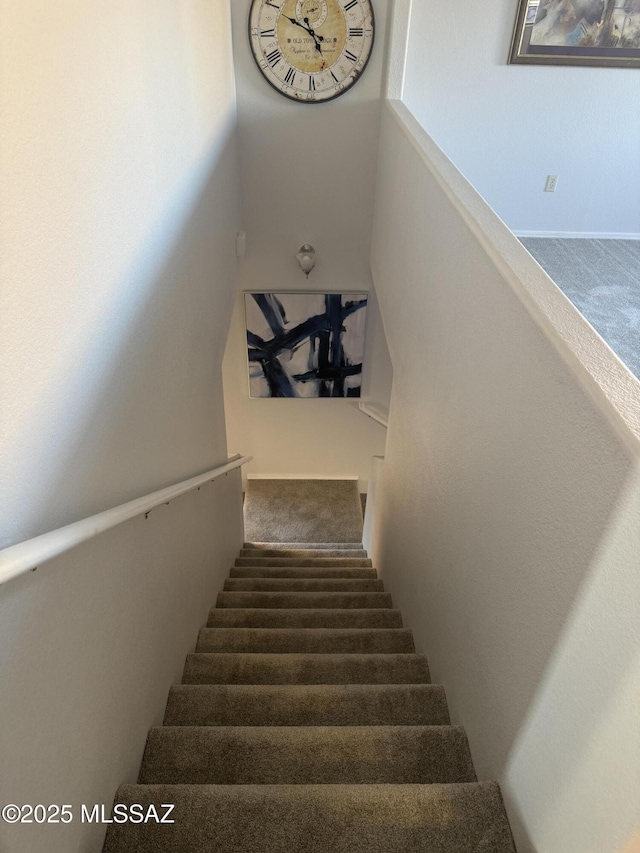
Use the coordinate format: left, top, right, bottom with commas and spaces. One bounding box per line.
245, 292, 368, 399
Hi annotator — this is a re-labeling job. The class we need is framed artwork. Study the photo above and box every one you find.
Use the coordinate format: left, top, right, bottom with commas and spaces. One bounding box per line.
509, 0, 640, 67
244, 292, 368, 399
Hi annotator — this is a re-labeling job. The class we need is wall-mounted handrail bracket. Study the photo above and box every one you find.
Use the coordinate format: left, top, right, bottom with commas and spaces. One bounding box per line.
358, 402, 389, 429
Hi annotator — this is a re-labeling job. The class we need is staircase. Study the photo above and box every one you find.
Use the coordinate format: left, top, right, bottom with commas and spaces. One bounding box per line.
103, 543, 516, 852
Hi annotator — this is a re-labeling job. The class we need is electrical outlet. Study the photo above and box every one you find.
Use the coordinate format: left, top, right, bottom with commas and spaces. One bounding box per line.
544, 175, 559, 193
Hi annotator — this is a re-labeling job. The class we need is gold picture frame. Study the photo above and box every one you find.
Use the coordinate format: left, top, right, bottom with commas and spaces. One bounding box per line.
509, 0, 640, 67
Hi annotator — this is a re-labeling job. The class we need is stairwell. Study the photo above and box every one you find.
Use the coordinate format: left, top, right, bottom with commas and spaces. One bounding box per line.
103, 542, 516, 852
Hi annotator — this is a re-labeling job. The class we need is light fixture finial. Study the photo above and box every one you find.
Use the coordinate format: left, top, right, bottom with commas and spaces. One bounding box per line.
297, 244, 316, 278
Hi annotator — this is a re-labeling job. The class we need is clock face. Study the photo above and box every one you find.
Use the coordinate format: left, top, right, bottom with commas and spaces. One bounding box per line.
249, 0, 375, 103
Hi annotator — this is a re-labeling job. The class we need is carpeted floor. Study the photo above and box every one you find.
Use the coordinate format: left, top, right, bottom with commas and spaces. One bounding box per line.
243, 479, 363, 544
521, 238, 640, 380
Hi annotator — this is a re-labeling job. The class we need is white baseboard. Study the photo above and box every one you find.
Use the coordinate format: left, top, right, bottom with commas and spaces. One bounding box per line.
515, 230, 640, 240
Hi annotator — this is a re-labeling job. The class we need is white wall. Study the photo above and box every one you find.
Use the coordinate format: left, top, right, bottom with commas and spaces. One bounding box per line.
0, 0, 241, 546
222, 0, 392, 489
402, 0, 640, 236
370, 101, 640, 853
0, 476, 243, 853
0, 2, 243, 850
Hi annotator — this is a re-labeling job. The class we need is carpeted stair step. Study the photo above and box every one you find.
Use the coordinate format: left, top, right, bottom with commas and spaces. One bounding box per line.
182, 652, 429, 684
196, 627, 415, 654
240, 548, 368, 559
235, 557, 373, 567
244, 542, 364, 550
102, 513, 519, 853
139, 726, 475, 785
216, 591, 393, 609
207, 608, 403, 629
103, 782, 516, 852
230, 566, 378, 579
223, 578, 384, 593
163, 684, 449, 726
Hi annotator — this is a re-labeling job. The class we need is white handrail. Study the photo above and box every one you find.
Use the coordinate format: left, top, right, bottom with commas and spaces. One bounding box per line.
0, 454, 252, 587
358, 402, 389, 429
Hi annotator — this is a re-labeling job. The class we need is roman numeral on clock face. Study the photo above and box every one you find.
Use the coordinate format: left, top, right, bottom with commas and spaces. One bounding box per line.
344, 0, 358, 11
308, 75, 316, 91
349, 27, 364, 37
261, 28, 276, 38
284, 66, 296, 86
266, 48, 281, 66
345, 49, 358, 62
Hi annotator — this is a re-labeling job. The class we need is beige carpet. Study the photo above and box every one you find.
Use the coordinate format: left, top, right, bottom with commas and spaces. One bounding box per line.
243, 479, 363, 544
104, 542, 515, 852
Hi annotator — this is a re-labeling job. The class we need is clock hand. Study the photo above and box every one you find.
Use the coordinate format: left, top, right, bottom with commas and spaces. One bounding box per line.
303, 17, 324, 38
283, 14, 323, 53
283, 14, 311, 32
303, 17, 323, 53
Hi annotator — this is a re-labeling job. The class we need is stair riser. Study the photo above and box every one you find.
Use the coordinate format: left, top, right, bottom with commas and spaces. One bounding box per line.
197, 628, 415, 654
224, 579, 384, 592
103, 783, 516, 853
230, 567, 378, 579
139, 727, 476, 785
164, 685, 449, 727
235, 558, 373, 567
207, 608, 403, 629
240, 549, 368, 559
183, 653, 429, 685
196, 628, 415, 655
243, 542, 363, 550
217, 592, 393, 609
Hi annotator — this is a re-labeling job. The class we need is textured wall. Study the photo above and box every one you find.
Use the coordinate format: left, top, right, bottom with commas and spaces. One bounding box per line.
0, 0, 241, 546
402, 0, 640, 236
221, 0, 392, 489
0, 2, 243, 850
0, 476, 243, 853
370, 102, 640, 853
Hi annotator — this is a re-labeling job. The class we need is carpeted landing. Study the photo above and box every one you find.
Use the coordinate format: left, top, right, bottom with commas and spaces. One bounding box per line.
103, 541, 516, 852
243, 479, 364, 543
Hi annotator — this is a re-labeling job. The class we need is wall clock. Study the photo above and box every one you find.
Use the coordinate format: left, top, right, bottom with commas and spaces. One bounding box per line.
249, 0, 375, 103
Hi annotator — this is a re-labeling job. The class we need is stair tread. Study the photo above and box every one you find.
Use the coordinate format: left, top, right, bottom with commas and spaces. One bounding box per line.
244, 542, 364, 549
103, 782, 516, 853
197, 627, 415, 654
183, 652, 429, 684
235, 557, 373, 567
230, 566, 377, 578
217, 591, 393, 609
164, 683, 449, 726
224, 578, 384, 592
139, 725, 476, 785
240, 549, 368, 558
207, 608, 402, 628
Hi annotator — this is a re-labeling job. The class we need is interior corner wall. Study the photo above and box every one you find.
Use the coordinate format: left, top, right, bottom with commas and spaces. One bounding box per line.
222, 0, 393, 490
402, 0, 640, 236
0, 2, 243, 850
